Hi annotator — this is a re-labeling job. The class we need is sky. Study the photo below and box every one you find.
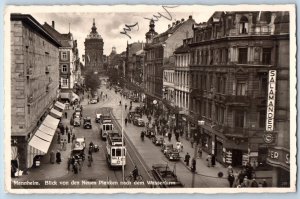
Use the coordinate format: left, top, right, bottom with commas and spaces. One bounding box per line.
29, 6, 215, 58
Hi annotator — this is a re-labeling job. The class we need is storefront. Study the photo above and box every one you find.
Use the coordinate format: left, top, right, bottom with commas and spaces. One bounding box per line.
223, 139, 248, 167
267, 146, 290, 187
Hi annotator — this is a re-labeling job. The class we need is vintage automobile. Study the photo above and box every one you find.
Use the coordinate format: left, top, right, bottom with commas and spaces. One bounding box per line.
134, 106, 142, 114
165, 148, 180, 161
71, 137, 86, 161
71, 112, 81, 126
133, 118, 145, 127
152, 135, 165, 146
83, 117, 92, 129
95, 113, 102, 123
161, 143, 174, 155
89, 97, 98, 104
151, 164, 183, 187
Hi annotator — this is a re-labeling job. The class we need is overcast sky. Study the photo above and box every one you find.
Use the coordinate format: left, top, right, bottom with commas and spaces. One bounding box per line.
30, 6, 215, 57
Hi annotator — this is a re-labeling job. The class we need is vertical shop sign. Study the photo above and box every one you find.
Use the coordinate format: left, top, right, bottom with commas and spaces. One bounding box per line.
266, 70, 276, 131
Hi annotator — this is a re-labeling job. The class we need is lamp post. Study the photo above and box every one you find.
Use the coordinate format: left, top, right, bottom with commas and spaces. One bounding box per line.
191, 120, 205, 188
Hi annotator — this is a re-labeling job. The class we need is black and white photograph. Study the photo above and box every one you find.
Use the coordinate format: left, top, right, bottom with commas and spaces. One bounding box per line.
4, 4, 296, 193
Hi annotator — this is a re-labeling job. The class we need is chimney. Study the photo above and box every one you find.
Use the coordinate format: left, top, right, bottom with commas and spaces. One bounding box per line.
52, 21, 55, 29
172, 22, 176, 26
176, 20, 180, 25
181, 18, 185, 22
168, 24, 171, 28
189, 15, 193, 19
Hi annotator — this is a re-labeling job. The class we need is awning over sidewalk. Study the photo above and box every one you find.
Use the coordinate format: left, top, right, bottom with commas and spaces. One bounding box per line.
27, 115, 59, 168
54, 101, 66, 110
50, 108, 63, 119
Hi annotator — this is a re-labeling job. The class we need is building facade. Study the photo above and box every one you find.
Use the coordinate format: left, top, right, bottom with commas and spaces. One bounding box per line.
126, 41, 144, 83
84, 19, 104, 74
144, 17, 195, 110
11, 14, 61, 170
186, 11, 289, 187
43, 22, 80, 100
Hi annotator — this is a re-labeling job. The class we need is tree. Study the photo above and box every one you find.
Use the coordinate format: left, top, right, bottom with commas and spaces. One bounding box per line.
84, 69, 101, 93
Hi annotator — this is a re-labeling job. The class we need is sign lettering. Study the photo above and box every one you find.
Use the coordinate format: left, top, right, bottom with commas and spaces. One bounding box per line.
266, 70, 276, 131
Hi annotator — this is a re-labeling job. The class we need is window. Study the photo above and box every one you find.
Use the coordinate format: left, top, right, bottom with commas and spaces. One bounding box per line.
62, 64, 68, 72
235, 110, 245, 128
260, 76, 268, 96
259, 110, 266, 128
220, 107, 225, 124
116, 149, 121, 156
61, 51, 67, 60
239, 16, 249, 34
238, 48, 248, 64
236, 81, 247, 96
62, 79, 68, 87
262, 48, 272, 65
112, 149, 115, 156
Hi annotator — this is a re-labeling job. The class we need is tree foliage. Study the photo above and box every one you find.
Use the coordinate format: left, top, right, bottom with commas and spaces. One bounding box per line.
84, 69, 101, 93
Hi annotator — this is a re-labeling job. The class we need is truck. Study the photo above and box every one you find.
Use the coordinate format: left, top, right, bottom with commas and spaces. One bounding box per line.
151, 164, 183, 188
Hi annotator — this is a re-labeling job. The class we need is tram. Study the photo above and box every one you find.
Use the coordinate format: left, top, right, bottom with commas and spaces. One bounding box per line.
100, 115, 113, 140
106, 131, 126, 167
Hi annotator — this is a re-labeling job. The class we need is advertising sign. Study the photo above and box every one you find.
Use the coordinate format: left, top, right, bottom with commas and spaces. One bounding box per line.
266, 70, 277, 131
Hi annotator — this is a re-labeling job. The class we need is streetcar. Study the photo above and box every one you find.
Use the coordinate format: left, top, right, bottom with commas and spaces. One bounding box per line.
105, 131, 126, 168
100, 115, 113, 140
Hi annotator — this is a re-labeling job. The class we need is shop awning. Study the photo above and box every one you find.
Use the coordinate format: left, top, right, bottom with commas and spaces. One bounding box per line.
38, 124, 56, 136
54, 101, 66, 110
28, 135, 50, 154
50, 108, 63, 119
43, 115, 60, 129
35, 130, 53, 142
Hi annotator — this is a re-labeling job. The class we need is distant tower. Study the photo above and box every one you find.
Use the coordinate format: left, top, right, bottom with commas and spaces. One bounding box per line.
84, 18, 104, 73
145, 19, 158, 44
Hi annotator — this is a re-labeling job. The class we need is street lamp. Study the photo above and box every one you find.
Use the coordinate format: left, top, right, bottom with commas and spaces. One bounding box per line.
191, 120, 205, 188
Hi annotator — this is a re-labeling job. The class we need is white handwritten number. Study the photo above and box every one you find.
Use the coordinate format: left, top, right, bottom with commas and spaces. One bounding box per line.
120, 22, 139, 39
144, 5, 179, 22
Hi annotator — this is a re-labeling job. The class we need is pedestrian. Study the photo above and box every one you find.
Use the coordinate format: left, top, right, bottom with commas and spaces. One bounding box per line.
184, 153, 191, 166
66, 125, 69, 134
88, 154, 92, 167
56, 150, 61, 164
251, 178, 259, 187
119, 101, 121, 106
125, 118, 128, 126
67, 132, 71, 143
176, 141, 182, 152
125, 104, 127, 110
211, 154, 216, 167
191, 158, 196, 172
262, 179, 268, 187
198, 147, 202, 159
57, 133, 61, 144
228, 172, 235, 187
168, 132, 172, 142
175, 131, 179, 142
72, 134, 76, 143
60, 125, 65, 135
73, 161, 79, 174
50, 150, 55, 164
64, 111, 68, 119
207, 154, 212, 167
190, 136, 194, 148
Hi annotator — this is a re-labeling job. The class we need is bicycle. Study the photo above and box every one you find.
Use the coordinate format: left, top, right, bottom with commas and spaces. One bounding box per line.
125, 172, 143, 182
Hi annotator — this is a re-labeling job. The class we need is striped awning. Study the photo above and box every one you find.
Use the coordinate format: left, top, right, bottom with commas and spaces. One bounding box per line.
50, 108, 63, 119
54, 101, 66, 110
27, 115, 59, 168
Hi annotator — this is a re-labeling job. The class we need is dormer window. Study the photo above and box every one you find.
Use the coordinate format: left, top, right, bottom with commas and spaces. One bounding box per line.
239, 16, 249, 34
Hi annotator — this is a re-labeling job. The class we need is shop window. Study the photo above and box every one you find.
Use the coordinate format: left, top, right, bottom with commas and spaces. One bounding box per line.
235, 110, 245, 128
239, 16, 249, 34
262, 48, 272, 65
236, 81, 247, 96
238, 48, 248, 64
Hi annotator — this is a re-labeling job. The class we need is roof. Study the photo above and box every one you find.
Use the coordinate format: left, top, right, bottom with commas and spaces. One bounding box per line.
174, 45, 190, 54
43, 22, 73, 47
11, 14, 61, 47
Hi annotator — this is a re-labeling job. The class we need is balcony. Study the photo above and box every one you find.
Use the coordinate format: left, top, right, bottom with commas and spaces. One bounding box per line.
223, 126, 249, 138
224, 95, 251, 106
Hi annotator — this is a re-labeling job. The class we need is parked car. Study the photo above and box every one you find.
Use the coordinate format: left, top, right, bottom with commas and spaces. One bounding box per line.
165, 148, 180, 161
95, 113, 102, 123
83, 117, 92, 129
73, 116, 81, 127
133, 117, 145, 127
152, 135, 165, 146
161, 143, 174, 155
90, 98, 98, 104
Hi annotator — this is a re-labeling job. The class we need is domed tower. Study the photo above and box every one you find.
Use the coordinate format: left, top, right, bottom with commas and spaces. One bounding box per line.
84, 18, 104, 73
145, 19, 158, 44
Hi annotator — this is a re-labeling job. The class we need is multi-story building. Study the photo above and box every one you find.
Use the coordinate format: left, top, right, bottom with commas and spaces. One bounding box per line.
144, 16, 195, 111
84, 19, 104, 74
11, 14, 61, 170
186, 11, 289, 187
126, 41, 144, 82
43, 21, 80, 100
